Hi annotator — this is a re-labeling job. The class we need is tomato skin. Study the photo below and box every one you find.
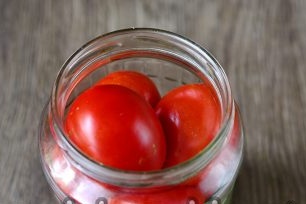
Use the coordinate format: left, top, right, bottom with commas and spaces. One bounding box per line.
96, 70, 161, 107
156, 83, 221, 167
65, 85, 166, 171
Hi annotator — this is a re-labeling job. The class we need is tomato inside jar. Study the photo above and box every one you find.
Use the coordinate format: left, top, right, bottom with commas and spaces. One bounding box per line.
39, 28, 244, 204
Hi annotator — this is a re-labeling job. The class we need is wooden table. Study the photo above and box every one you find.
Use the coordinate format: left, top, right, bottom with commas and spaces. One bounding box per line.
1, 0, 305, 203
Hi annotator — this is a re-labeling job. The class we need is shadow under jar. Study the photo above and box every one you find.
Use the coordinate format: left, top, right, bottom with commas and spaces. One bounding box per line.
39, 28, 244, 204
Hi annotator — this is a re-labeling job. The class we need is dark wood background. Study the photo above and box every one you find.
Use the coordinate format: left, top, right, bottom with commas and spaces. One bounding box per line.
0, 0, 305, 203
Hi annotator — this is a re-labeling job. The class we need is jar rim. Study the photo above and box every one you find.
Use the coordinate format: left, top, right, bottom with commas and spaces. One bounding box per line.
50, 28, 234, 187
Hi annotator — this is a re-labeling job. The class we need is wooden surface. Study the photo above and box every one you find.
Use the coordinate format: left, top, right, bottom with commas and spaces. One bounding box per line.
0, 0, 305, 203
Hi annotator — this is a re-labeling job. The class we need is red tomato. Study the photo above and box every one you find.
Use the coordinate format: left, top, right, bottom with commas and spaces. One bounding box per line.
110, 186, 206, 204
182, 107, 242, 198
155, 83, 221, 167
65, 85, 166, 171
96, 70, 161, 107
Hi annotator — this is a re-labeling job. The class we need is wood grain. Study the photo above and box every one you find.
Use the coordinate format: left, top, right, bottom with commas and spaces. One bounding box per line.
0, 0, 305, 203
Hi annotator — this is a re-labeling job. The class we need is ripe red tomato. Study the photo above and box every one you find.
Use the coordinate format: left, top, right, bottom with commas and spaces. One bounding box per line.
110, 186, 206, 204
65, 85, 166, 171
96, 70, 161, 107
155, 83, 221, 167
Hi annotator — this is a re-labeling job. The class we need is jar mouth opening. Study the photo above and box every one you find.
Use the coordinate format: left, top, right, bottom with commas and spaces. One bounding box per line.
50, 28, 234, 187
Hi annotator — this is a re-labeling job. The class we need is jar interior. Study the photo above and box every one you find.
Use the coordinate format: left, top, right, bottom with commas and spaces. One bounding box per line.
66, 52, 210, 109
50, 29, 234, 188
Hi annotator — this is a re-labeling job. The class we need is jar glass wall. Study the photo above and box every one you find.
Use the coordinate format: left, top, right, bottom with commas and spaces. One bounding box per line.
39, 28, 244, 204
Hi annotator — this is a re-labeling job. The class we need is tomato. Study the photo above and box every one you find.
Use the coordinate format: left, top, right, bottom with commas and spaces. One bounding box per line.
155, 83, 221, 167
181, 108, 241, 199
65, 85, 166, 171
96, 70, 161, 107
110, 186, 206, 204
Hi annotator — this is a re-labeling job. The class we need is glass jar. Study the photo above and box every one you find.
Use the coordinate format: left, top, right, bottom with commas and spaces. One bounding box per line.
39, 28, 244, 204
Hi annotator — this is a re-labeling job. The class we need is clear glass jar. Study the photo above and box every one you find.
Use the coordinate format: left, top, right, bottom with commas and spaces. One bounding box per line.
39, 28, 244, 204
